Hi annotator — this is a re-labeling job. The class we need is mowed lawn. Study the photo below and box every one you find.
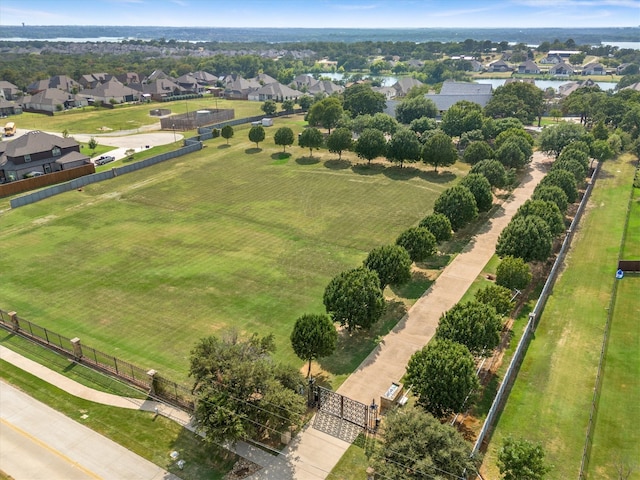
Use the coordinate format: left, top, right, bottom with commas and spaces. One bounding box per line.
588, 184, 640, 479
0, 119, 460, 382
481, 155, 638, 480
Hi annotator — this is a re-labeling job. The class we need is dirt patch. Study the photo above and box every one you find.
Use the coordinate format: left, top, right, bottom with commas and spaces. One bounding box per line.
224, 458, 262, 480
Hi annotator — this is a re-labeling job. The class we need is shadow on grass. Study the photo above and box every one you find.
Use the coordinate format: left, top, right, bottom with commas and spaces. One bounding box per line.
351, 163, 385, 176
382, 165, 420, 181
324, 159, 351, 170
245, 147, 262, 154
271, 152, 291, 160
418, 253, 452, 270
296, 156, 320, 165
319, 300, 407, 379
218, 144, 231, 149
419, 169, 457, 184
390, 270, 434, 300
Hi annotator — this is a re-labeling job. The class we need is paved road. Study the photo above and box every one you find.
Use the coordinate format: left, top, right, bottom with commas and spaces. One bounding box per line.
0, 380, 181, 480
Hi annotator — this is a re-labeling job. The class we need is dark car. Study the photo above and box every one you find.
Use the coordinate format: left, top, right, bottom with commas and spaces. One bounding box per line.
95, 155, 115, 166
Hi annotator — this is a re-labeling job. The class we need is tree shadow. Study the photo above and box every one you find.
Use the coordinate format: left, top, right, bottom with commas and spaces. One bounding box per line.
245, 147, 262, 154
324, 159, 351, 170
295, 156, 320, 165
217, 144, 231, 149
351, 162, 385, 176
417, 253, 452, 270
389, 269, 434, 299
382, 165, 420, 181
419, 169, 457, 184
270, 152, 291, 160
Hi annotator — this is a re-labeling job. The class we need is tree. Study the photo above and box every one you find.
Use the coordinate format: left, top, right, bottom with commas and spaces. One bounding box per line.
495, 139, 527, 169
532, 184, 569, 214
354, 128, 387, 164
386, 128, 422, 168
513, 199, 565, 237
298, 127, 324, 157
475, 284, 515, 317
406, 339, 479, 417
248, 125, 265, 148
298, 95, 313, 111
421, 131, 458, 171
591, 139, 614, 162
539, 122, 587, 158
496, 256, 532, 291
409, 116, 438, 136
538, 169, 578, 203
323, 267, 385, 332
325, 128, 353, 160
440, 101, 484, 137
463, 141, 494, 165
486, 82, 545, 125
307, 96, 343, 134
396, 227, 437, 263
419, 213, 452, 243
221, 125, 234, 144
557, 147, 590, 170
290, 313, 337, 377
551, 157, 587, 184
460, 173, 494, 212
395, 95, 438, 124
274, 126, 294, 152
369, 112, 399, 135
436, 301, 502, 356
88, 137, 98, 155
370, 406, 479, 480
281, 99, 295, 115
342, 83, 386, 117
470, 159, 508, 188
189, 332, 305, 446
591, 119, 609, 140
550, 108, 562, 123
261, 100, 277, 116
434, 185, 478, 231
363, 244, 412, 290
496, 215, 553, 262
498, 437, 551, 480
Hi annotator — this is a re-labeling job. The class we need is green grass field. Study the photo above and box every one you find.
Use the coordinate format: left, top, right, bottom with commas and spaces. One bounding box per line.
0, 116, 464, 384
588, 184, 640, 479
481, 155, 638, 479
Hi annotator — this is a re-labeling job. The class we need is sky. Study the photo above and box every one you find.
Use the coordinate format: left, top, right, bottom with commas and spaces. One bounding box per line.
1, 0, 639, 29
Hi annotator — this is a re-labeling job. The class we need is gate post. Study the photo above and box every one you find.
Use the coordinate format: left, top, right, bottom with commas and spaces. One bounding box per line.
70, 337, 83, 360
368, 399, 379, 433
8, 311, 19, 332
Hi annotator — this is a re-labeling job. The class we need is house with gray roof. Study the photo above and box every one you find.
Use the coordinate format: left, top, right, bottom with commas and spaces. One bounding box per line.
222, 75, 262, 100
518, 60, 540, 75
78, 73, 111, 89
424, 81, 493, 114
488, 60, 512, 73
0, 130, 90, 182
191, 71, 218, 85
0, 81, 21, 101
175, 73, 205, 94
549, 62, 576, 77
78, 78, 140, 104
0, 98, 22, 117
26, 75, 81, 94
307, 80, 344, 96
248, 82, 303, 102
582, 62, 605, 75
115, 72, 141, 85
129, 78, 185, 101
21, 88, 88, 113
392, 77, 424, 97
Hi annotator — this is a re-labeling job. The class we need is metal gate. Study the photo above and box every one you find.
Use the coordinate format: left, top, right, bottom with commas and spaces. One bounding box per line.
316, 386, 369, 429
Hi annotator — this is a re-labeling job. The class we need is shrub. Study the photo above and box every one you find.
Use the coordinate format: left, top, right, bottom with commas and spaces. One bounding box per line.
419, 213, 453, 243
496, 256, 532, 291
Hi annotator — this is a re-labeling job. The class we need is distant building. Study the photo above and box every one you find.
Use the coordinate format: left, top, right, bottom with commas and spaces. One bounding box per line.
424, 80, 493, 114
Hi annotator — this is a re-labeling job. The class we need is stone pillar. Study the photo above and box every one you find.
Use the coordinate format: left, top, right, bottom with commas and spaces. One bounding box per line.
70, 337, 83, 360
8, 311, 19, 332
147, 369, 157, 395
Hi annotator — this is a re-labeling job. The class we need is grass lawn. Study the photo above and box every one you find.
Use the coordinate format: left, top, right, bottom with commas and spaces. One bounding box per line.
0, 115, 465, 385
0, 360, 235, 480
14, 97, 264, 136
588, 184, 640, 479
481, 154, 638, 480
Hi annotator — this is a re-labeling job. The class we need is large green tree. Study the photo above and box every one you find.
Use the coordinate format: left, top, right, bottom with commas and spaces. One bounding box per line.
395, 95, 438, 124
370, 406, 479, 480
406, 339, 479, 417
421, 131, 458, 171
221, 125, 234, 145
274, 126, 294, 152
435, 301, 502, 356
190, 332, 305, 445
434, 185, 478, 231
538, 169, 579, 203
513, 199, 565, 237
498, 437, 551, 480
326, 127, 353, 160
532, 185, 569, 214
470, 159, 507, 188
440, 100, 484, 137
475, 284, 515, 317
290, 313, 337, 377
354, 128, 387, 164
460, 173, 494, 212
486, 82, 545, 125
248, 125, 265, 148
342, 83, 386, 117
395, 227, 437, 263
463, 140, 494, 165
307, 96, 344, 134
496, 215, 553, 262
261, 100, 277, 116
363, 244, 412, 290
323, 267, 385, 332
298, 127, 324, 157
419, 213, 453, 243
386, 128, 422, 168
538, 122, 587, 158
496, 256, 532, 291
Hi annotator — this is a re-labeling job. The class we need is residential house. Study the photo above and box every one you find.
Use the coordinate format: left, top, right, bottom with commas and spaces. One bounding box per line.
78, 78, 140, 104
143, 69, 175, 84
620, 82, 640, 92
222, 75, 261, 100
0, 81, 21, 101
616, 63, 636, 74
488, 60, 512, 73
307, 80, 344, 97
129, 78, 185, 102
372, 86, 396, 100
26, 75, 81, 94
78, 73, 111, 89
540, 53, 563, 65
115, 72, 141, 85
518, 60, 540, 75
21, 89, 88, 113
175, 73, 205, 94
424, 80, 493, 114
468, 60, 484, 72
582, 62, 605, 75
405, 59, 425, 70
0, 98, 23, 117
0, 130, 90, 182
253, 73, 278, 85
191, 71, 218, 85
247, 82, 303, 102
392, 77, 423, 97
292, 74, 318, 91
558, 79, 597, 97
549, 62, 576, 77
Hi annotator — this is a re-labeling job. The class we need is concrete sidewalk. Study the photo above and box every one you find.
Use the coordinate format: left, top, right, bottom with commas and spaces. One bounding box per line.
250, 152, 550, 479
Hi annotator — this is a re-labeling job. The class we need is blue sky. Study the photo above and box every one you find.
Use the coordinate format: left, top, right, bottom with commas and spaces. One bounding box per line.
1, 0, 639, 28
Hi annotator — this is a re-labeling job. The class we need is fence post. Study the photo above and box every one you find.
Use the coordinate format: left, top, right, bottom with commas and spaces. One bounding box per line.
147, 369, 157, 395
70, 337, 83, 360
8, 311, 19, 332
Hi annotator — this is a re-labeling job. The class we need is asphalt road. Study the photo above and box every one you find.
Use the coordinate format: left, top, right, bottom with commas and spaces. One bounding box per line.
0, 380, 180, 480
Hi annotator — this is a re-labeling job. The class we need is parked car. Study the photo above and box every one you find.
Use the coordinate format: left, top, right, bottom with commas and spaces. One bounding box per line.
95, 155, 115, 165
24, 171, 44, 178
